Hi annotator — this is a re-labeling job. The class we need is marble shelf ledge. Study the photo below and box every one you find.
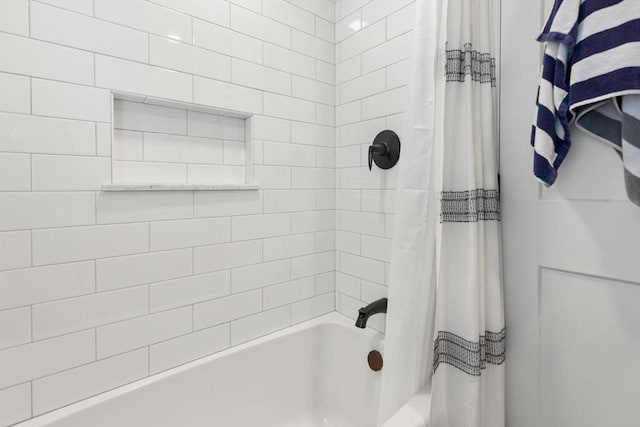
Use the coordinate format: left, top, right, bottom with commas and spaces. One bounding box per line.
102, 184, 260, 192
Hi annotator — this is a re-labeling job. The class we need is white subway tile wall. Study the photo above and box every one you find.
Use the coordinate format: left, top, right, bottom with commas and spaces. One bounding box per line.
0, 0, 414, 423
334, 0, 414, 330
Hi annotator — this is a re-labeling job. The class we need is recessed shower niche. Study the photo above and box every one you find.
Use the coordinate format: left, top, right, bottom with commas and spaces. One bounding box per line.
104, 94, 257, 191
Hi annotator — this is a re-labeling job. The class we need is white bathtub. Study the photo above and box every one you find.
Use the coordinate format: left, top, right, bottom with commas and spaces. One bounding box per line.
18, 313, 388, 427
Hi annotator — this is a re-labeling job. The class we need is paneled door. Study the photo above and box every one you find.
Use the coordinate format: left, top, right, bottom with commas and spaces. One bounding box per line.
500, 1, 640, 426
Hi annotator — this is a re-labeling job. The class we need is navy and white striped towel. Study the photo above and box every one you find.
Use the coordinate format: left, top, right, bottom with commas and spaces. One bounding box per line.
531, 0, 640, 206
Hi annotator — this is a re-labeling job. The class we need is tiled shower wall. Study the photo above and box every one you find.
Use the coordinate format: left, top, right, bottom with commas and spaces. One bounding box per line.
0, 0, 336, 424
333, 0, 414, 330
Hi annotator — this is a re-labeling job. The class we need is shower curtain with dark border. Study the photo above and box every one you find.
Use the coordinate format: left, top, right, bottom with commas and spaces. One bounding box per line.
429, 1, 505, 426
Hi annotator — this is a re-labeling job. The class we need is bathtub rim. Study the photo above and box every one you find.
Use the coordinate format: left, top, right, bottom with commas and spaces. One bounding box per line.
16, 312, 383, 427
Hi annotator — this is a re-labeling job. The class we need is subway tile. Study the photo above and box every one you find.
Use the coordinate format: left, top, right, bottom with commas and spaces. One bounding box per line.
340, 69, 386, 103
361, 280, 387, 304
263, 189, 316, 213
291, 122, 334, 147
291, 0, 333, 22
113, 130, 143, 161
187, 164, 244, 185
339, 0, 368, 19
150, 324, 229, 374
94, 0, 191, 42
263, 0, 315, 34
32, 78, 111, 122
340, 20, 386, 61
33, 286, 148, 340
32, 223, 149, 266
0, 307, 30, 350
315, 229, 334, 251
38, 0, 93, 15
0, 261, 94, 310
0, 330, 95, 389
144, 132, 223, 164
361, 0, 412, 27
336, 100, 362, 126
0, 192, 95, 232
263, 43, 315, 78
292, 251, 335, 281
96, 55, 192, 103
316, 103, 335, 126
336, 230, 360, 254
0, 0, 29, 36
316, 59, 335, 84
194, 77, 263, 114
263, 142, 316, 167
336, 55, 362, 85
97, 191, 194, 224
194, 240, 262, 274
230, 5, 291, 48
362, 86, 407, 120
340, 252, 386, 284
361, 189, 397, 213
0, 153, 30, 191
194, 190, 263, 217
361, 235, 392, 262
336, 271, 361, 298
114, 100, 187, 135
150, 271, 230, 312
187, 111, 223, 139
193, 289, 262, 330
263, 233, 316, 262
97, 249, 192, 292
387, 2, 415, 39
231, 58, 291, 95
231, 259, 290, 293
221, 117, 245, 141
291, 292, 333, 324
31, 2, 148, 62
232, 213, 291, 241
150, 36, 231, 82
96, 123, 112, 157
338, 166, 385, 189
32, 155, 111, 191
0, 32, 94, 85
193, 19, 262, 64
33, 348, 148, 416
292, 76, 334, 105
97, 307, 192, 358
264, 93, 315, 123
228, 0, 262, 13
253, 165, 291, 188
151, 217, 230, 251
335, 145, 361, 168
263, 276, 315, 309
338, 210, 386, 237
0, 72, 30, 114
292, 167, 335, 189
315, 271, 335, 294
362, 31, 412, 74
0, 112, 95, 155
387, 58, 410, 89
230, 306, 290, 345
315, 16, 334, 43
336, 189, 361, 211
113, 161, 187, 184
292, 210, 335, 233
339, 117, 385, 146
0, 383, 31, 426
335, 9, 362, 43
150, 0, 230, 27
292, 29, 334, 63
316, 147, 335, 168
252, 116, 291, 142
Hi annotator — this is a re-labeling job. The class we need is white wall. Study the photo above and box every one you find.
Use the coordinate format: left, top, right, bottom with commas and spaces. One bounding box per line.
0, 1, 336, 424
501, 1, 640, 426
333, 0, 414, 331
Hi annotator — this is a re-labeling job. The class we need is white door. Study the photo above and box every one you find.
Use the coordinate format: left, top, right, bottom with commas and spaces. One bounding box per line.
500, 1, 640, 426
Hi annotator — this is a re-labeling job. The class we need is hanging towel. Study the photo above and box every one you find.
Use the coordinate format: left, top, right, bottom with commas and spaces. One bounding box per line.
531, 0, 640, 206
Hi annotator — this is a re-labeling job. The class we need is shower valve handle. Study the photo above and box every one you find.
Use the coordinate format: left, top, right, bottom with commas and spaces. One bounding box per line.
368, 142, 388, 171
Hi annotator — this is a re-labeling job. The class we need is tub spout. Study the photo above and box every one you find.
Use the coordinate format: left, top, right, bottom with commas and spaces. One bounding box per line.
355, 298, 388, 328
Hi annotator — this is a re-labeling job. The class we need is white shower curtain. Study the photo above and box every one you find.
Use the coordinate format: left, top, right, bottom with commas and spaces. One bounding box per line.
380, 1, 505, 426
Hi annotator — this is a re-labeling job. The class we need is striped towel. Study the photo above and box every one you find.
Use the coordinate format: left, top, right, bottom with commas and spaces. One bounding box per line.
531, 0, 640, 206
